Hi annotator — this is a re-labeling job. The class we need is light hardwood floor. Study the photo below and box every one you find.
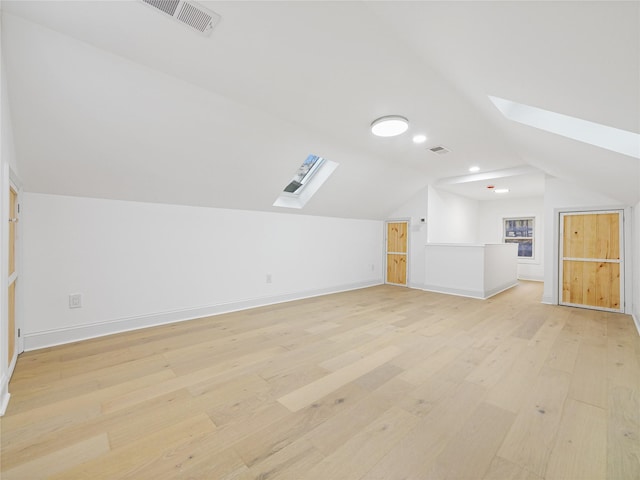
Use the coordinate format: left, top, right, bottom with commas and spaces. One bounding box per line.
1, 282, 639, 479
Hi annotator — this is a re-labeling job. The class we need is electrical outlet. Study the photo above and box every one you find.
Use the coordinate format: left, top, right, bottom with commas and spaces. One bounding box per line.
69, 293, 82, 309
266, 273, 272, 284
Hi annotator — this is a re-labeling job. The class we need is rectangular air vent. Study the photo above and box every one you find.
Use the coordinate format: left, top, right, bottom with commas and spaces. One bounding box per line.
429, 145, 450, 155
140, 0, 220, 36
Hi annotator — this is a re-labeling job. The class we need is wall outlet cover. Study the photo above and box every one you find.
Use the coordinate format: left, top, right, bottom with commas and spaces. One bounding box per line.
69, 293, 82, 309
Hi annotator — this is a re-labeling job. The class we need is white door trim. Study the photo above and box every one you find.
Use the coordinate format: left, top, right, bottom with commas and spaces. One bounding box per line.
9, 169, 23, 356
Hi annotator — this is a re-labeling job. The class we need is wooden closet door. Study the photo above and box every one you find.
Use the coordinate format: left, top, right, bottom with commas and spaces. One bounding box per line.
560, 211, 622, 311
386, 221, 408, 286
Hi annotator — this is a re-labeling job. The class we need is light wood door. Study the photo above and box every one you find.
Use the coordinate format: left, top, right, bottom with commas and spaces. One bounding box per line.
560, 211, 622, 311
8, 186, 18, 363
386, 221, 408, 286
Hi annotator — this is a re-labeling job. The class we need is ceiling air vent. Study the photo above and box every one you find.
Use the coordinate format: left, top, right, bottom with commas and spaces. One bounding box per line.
429, 145, 450, 155
140, 0, 220, 36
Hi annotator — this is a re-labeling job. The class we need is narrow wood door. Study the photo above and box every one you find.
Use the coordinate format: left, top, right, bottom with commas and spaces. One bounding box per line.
8, 186, 17, 363
560, 211, 622, 311
386, 221, 408, 286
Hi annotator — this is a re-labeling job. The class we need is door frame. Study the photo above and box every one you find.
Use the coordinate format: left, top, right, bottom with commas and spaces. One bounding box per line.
384, 218, 410, 286
2, 165, 22, 400
556, 207, 629, 313
1, 164, 20, 414
8, 172, 22, 358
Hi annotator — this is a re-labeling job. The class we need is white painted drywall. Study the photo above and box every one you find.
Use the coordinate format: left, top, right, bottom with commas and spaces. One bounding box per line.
427, 186, 479, 243
484, 243, 519, 296
424, 244, 485, 296
21, 193, 384, 349
542, 177, 630, 308
387, 186, 428, 288
1, 13, 431, 221
1, 62, 17, 175
477, 196, 544, 281
423, 243, 517, 299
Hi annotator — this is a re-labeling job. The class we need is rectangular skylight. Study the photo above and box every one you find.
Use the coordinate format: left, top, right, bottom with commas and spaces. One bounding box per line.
489, 95, 640, 159
273, 154, 338, 209
282, 154, 325, 195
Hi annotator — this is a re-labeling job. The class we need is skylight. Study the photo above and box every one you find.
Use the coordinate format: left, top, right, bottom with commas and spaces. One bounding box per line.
273, 154, 338, 209
282, 154, 325, 195
489, 96, 640, 159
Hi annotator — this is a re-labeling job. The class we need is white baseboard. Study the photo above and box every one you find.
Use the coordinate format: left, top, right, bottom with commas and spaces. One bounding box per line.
421, 281, 518, 300
0, 353, 17, 416
23, 281, 382, 351
421, 284, 484, 299
0, 374, 10, 416
517, 275, 544, 282
541, 295, 555, 305
484, 281, 520, 299
0, 392, 10, 416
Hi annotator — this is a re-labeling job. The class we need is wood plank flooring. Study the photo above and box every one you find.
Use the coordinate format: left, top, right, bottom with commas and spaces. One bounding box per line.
1, 282, 639, 479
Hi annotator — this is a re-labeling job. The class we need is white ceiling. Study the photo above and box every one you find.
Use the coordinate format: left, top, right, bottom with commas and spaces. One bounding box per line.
1, 1, 638, 219
435, 166, 546, 201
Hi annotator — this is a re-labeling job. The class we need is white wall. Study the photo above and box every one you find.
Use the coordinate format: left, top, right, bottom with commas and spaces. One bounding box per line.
542, 177, 631, 311
424, 244, 485, 297
1, 58, 17, 175
484, 244, 519, 297
21, 193, 384, 350
427, 186, 479, 244
388, 186, 428, 288
477, 196, 544, 281
424, 243, 517, 299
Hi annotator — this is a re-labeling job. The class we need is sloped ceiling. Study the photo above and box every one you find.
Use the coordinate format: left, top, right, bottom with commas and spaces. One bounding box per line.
1, 1, 638, 219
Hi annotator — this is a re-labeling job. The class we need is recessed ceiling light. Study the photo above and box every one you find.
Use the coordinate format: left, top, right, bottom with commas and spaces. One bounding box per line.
371, 116, 409, 137
494, 188, 510, 194
412, 134, 427, 144
469, 166, 480, 172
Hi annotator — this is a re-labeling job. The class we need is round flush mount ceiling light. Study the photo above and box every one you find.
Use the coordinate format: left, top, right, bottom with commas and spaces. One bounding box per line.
469, 166, 480, 173
371, 116, 409, 137
412, 134, 427, 144
494, 188, 510, 194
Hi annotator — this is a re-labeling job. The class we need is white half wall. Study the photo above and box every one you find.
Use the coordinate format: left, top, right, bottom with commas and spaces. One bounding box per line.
424, 244, 484, 297
427, 186, 479, 244
21, 193, 384, 350
424, 243, 518, 299
484, 243, 519, 297
477, 196, 545, 281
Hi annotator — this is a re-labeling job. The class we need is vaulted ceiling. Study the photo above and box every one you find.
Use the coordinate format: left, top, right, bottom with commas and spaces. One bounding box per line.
1, 1, 638, 219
